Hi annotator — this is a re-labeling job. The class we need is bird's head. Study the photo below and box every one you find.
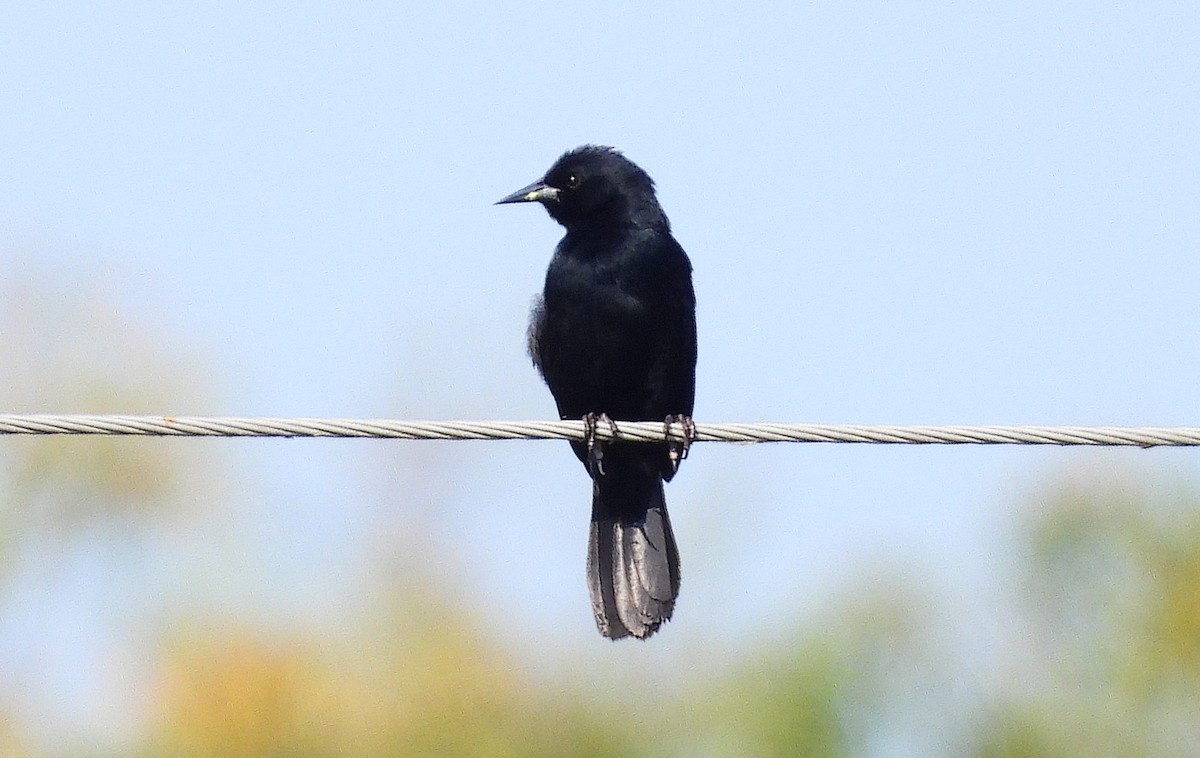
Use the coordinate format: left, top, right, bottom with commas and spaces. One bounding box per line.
496, 145, 667, 230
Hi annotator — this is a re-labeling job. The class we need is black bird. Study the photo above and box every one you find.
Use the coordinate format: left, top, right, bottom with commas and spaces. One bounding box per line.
497, 146, 697, 639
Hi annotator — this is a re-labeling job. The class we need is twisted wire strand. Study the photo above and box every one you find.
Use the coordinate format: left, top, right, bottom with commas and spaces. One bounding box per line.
0, 415, 1197, 447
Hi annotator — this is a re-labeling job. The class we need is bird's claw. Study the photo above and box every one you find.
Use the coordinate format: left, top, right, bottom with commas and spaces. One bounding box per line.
664, 414, 696, 472
584, 412, 617, 478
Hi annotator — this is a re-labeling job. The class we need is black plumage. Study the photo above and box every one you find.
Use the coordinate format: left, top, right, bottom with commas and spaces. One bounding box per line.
498, 146, 697, 639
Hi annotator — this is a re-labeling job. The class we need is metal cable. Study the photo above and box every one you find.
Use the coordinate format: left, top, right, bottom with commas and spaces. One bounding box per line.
0, 415, 1197, 447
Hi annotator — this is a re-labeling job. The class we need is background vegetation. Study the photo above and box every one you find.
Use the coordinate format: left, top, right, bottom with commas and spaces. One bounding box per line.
1, 272, 1197, 757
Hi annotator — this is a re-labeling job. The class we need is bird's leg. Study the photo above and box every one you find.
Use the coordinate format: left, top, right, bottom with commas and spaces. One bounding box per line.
664, 414, 696, 472
583, 412, 617, 478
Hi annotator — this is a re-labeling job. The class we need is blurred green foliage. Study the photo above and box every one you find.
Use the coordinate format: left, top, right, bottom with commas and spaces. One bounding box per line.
0, 270, 215, 569
975, 477, 1200, 758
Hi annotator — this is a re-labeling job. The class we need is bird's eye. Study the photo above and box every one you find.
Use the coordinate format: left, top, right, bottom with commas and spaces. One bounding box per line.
565, 174, 581, 189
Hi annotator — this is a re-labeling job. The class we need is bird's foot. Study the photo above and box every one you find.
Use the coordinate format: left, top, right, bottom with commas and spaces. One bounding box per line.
583, 412, 617, 478
664, 414, 696, 473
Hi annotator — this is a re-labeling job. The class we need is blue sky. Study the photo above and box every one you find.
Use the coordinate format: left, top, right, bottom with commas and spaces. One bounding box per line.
2, 0, 1199, 747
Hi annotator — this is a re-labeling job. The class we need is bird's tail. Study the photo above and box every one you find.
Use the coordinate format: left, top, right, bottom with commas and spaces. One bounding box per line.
587, 466, 681, 640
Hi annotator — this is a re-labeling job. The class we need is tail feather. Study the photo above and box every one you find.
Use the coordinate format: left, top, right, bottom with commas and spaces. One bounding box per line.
587, 476, 680, 640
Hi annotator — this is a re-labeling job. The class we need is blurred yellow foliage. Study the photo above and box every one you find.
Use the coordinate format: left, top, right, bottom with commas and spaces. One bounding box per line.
149, 598, 638, 757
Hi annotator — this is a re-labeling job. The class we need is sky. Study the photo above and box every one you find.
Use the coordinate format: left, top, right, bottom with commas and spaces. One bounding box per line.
2, 0, 1199, 748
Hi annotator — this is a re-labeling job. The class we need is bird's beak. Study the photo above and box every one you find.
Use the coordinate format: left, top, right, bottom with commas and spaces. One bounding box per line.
495, 180, 560, 205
